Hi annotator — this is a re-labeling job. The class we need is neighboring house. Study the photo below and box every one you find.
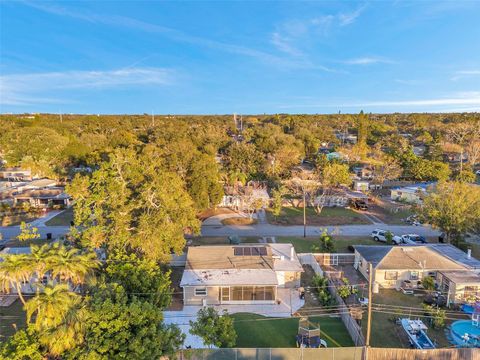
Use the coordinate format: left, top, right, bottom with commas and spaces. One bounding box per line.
13, 187, 71, 208
0, 178, 57, 201
180, 243, 303, 306
352, 165, 374, 180
354, 244, 480, 304
335, 133, 358, 145
353, 180, 370, 192
220, 181, 270, 210
0, 168, 32, 181
390, 183, 435, 204
443, 152, 469, 163
315, 188, 368, 207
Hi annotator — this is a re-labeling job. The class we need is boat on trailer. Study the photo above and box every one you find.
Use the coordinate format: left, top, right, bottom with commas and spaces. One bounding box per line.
400, 318, 435, 349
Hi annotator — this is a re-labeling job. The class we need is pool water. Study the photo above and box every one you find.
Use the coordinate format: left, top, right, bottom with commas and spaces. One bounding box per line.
450, 320, 480, 347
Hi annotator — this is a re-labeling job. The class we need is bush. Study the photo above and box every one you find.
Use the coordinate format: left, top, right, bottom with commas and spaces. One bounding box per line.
312, 274, 335, 306
422, 276, 435, 291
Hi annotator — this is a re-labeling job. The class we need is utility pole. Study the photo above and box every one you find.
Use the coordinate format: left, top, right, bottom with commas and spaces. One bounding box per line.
303, 190, 306, 238
59, 111, 62, 123
151, 111, 155, 127
365, 262, 373, 359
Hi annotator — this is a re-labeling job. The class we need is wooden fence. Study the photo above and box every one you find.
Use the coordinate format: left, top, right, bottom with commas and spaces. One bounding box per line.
180, 347, 478, 360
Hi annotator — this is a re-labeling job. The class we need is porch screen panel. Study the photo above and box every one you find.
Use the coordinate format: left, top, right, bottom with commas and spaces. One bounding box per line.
232, 287, 243, 301
264, 286, 275, 300
243, 286, 254, 300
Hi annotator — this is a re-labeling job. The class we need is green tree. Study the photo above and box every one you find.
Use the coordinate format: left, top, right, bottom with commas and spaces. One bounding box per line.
271, 186, 286, 219
105, 252, 172, 308
187, 153, 224, 211
0, 328, 43, 360
320, 231, 335, 252
74, 285, 184, 359
16, 222, 40, 243
311, 274, 334, 306
337, 277, 357, 299
419, 181, 480, 243
189, 307, 236, 348
422, 276, 435, 291
422, 304, 446, 329
321, 163, 352, 188
67, 148, 200, 261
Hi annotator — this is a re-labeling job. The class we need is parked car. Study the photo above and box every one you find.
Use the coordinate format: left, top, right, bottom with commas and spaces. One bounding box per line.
352, 200, 368, 211
401, 234, 427, 244
405, 215, 421, 226
371, 229, 395, 243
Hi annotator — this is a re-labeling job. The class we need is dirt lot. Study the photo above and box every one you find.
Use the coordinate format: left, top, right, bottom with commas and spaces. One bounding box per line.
367, 198, 414, 225
300, 264, 321, 308
197, 207, 236, 221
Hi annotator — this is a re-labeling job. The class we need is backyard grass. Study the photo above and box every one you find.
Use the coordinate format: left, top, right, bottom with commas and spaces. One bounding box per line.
221, 217, 258, 226
0, 298, 27, 340
45, 208, 74, 226
232, 313, 354, 348
362, 289, 466, 348
276, 236, 377, 253
266, 207, 371, 226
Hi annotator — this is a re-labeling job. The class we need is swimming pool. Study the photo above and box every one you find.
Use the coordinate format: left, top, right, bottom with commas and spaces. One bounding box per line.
450, 320, 480, 347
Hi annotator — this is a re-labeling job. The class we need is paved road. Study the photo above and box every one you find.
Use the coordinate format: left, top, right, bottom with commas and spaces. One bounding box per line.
0, 222, 440, 243
0, 225, 70, 242
201, 223, 440, 238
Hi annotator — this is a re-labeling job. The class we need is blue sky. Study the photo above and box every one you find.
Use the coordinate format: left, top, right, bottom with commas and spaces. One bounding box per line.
1, 1, 479, 114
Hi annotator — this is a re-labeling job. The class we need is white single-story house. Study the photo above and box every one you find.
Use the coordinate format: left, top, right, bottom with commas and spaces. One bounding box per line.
353, 180, 370, 192
354, 244, 480, 304
12, 187, 71, 208
0, 168, 32, 181
180, 243, 303, 306
390, 183, 435, 204
220, 181, 270, 210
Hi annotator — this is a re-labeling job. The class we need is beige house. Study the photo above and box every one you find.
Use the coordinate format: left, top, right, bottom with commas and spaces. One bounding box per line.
180, 244, 303, 306
354, 244, 480, 304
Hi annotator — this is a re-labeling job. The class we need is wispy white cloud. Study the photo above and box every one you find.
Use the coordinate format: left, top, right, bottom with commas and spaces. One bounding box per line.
23, 1, 318, 71
0, 67, 174, 106
338, 5, 366, 26
270, 5, 365, 56
451, 70, 480, 81
343, 57, 395, 65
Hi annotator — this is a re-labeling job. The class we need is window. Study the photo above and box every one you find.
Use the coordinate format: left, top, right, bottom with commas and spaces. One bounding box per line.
410, 271, 419, 280
385, 271, 398, 280
194, 288, 207, 296
229, 286, 275, 301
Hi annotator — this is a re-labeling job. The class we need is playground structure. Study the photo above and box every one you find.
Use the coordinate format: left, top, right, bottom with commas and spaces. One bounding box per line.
296, 317, 327, 348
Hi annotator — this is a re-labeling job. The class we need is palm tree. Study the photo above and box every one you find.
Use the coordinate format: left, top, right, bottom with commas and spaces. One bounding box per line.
0, 254, 31, 305
25, 283, 86, 355
47, 244, 100, 286
25, 283, 79, 330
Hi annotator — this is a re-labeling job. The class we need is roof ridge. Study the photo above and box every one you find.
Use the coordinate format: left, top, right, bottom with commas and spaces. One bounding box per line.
375, 246, 394, 269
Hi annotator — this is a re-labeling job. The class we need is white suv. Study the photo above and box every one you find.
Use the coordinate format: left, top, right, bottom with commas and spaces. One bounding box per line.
371, 229, 401, 244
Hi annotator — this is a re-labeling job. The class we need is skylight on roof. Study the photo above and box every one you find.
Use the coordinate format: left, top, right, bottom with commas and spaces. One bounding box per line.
233, 246, 267, 256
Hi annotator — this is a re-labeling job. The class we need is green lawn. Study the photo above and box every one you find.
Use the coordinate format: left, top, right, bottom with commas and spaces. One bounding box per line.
232, 313, 354, 348
276, 236, 377, 253
0, 299, 27, 340
45, 208, 74, 226
267, 207, 371, 226
362, 290, 466, 348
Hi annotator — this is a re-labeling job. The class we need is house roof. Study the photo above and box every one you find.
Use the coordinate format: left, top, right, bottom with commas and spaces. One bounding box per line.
13, 187, 70, 200
354, 244, 472, 271
440, 271, 480, 285
181, 243, 303, 287
180, 269, 279, 286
